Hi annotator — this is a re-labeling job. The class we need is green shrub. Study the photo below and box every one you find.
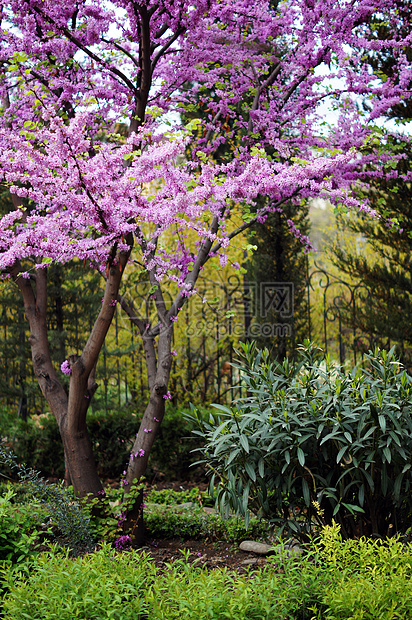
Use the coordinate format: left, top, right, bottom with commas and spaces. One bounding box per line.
1, 544, 157, 620
145, 503, 268, 542
186, 342, 412, 540
0, 446, 95, 555
311, 522, 412, 619
1, 406, 209, 481
81, 483, 144, 546
2, 543, 325, 620
146, 486, 214, 507
5, 522, 412, 620
141, 405, 209, 480
87, 406, 209, 480
147, 552, 326, 620
0, 486, 43, 566
2, 414, 64, 478
86, 409, 141, 478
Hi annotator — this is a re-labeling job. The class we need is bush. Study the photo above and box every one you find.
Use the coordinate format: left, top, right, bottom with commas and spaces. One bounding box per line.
311, 522, 412, 619
86, 409, 141, 478
2, 414, 64, 478
0, 446, 95, 556
4, 522, 412, 620
145, 503, 268, 542
1, 406, 208, 480
0, 486, 43, 566
149, 556, 325, 620
186, 342, 412, 540
1, 544, 157, 620
2, 542, 325, 620
141, 405, 209, 480
146, 486, 214, 507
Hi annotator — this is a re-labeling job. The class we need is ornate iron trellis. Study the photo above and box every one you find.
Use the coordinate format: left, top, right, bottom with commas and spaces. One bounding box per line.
306, 260, 376, 367
0, 263, 395, 416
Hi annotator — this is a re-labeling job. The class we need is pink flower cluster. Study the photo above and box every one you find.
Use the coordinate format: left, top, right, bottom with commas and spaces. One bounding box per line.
60, 360, 71, 375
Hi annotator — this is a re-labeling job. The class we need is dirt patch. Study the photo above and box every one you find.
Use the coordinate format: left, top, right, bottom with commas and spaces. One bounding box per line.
138, 537, 271, 572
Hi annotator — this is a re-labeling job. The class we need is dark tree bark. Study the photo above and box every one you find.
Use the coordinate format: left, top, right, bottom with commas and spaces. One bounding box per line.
10, 237, 132, 497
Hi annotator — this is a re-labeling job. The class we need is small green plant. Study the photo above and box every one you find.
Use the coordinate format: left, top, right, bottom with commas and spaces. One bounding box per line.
147, 552, 325, 620
5, 521, 412, 620
186, 342, 412, 540
0, 486, 43, 566
2, 542, 325, 620
0, 445, 95, 555
81, 482, 144, 546
1, 543, 157, 620
310, 523, 412, 619
145, 503, 268, 542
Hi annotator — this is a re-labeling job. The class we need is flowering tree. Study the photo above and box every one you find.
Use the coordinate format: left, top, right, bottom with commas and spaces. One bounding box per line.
0, 0, 411, 501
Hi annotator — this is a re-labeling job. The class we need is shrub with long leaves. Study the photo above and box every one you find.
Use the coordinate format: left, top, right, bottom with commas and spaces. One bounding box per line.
186, 342, 412, 540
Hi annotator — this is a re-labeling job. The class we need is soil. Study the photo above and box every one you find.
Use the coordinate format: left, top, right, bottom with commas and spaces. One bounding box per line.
139, 537, 272, 573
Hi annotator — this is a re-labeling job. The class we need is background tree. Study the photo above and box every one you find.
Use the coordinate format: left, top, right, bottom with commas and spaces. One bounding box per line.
331, 13, 412, 364
0, 0, 410, 509
247, 201, 310, 360
332, 140, 412, 364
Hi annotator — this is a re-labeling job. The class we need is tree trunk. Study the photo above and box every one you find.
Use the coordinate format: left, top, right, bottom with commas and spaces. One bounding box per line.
11, 241, 131, 497
126, 324, 173, 484
60, 417, 102, 496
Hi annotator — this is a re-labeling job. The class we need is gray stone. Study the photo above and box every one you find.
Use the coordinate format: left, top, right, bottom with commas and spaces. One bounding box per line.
239, 541, 274, 555
240, 558, 259, 566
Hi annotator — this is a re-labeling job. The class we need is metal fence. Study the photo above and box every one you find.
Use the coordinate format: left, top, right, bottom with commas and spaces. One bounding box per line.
0, 261, 396, 416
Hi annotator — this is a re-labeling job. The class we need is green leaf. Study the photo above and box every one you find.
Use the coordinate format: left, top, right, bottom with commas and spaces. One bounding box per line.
336, 445, 348, 463
302, 478, 310, 506
244, 461, 256, 482
383, 446, 392, 463
297, 447, 305, 467
239, 435, 249, 454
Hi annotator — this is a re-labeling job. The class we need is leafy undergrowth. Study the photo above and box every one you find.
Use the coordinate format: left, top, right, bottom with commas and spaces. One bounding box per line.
3, 524, 412, 619
2, 481, 412, 619
145, 502, 269, 543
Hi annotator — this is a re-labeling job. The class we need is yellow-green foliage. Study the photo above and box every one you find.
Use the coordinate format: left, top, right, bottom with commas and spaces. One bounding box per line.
312, 523, 412, 620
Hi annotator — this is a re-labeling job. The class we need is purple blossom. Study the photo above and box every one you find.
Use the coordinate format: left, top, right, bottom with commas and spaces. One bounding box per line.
163, 391, 172, 400
60, 360, 71, 375
114, 535, 131, 550
144, 428, 152, 433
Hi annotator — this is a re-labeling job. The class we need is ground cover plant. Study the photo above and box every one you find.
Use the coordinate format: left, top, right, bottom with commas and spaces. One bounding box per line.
3, 524, 412, 619
187, 342, 412, 540
0, 446, 95, 555
0, 486, 42, 567
145, 502, 268, 543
